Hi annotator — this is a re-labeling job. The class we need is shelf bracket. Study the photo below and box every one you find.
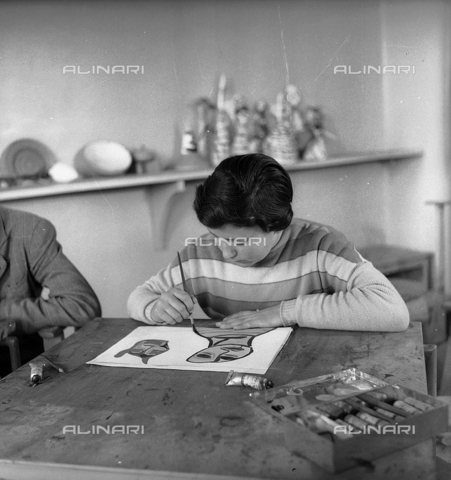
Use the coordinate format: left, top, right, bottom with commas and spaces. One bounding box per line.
145, 180, 186, 250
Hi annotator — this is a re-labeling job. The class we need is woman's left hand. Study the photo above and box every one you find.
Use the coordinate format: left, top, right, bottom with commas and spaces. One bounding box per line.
215, 305, 281, 329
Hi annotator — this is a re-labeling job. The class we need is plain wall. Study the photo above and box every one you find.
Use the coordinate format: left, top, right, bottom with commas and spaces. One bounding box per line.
381, 1, 451, 275
0, 0, 386, 162
0, 0, 449, 315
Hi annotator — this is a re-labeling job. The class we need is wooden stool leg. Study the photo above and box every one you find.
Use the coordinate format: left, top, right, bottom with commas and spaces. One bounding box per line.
1, 336, 22, 371
424, 344, 438, 396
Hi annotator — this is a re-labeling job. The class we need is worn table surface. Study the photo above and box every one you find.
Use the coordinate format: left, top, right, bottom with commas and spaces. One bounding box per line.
0, 319, 435, 480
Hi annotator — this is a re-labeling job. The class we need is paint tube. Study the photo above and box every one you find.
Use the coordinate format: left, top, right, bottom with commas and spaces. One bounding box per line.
344, 414, 370, 430
225, 370, 274, 390
393, 400, 421, 415
403, 396, 434, 412
335, 418, 361, 432
356, 411, 390, 427
297, 410, 352, 440
373, 407, 404, 422
29, 360, 45, 384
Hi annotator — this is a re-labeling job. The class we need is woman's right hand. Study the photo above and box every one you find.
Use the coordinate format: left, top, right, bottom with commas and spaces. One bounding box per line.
150, 288, 195, 325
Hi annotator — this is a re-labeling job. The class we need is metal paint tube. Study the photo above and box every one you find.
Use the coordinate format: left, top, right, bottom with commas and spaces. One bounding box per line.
393, 400, 421, 415
373, 407, 405, 422
29, 361, 45, 384
357, 411, 390, 427
225, 371, 274, 390
298, 410, 352, 440
403, 396, 434, 412
335, 418, 361, 432
344, 414, 370, 430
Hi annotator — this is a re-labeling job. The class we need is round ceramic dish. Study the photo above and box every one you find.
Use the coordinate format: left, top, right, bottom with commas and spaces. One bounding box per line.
0, 139, 57, 177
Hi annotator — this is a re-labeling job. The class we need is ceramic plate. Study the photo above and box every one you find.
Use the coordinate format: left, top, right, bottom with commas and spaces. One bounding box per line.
0, 138, 57, 177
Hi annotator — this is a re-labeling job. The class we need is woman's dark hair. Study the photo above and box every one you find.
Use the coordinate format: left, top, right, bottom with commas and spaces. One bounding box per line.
193, 154, 293, 232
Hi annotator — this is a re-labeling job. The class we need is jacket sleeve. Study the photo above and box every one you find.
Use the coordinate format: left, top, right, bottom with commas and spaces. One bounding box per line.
280, 260, 410, 332
0, 218, 101, 335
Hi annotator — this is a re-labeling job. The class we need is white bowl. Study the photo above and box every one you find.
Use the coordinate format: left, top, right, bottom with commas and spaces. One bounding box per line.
74, 141, 132, 177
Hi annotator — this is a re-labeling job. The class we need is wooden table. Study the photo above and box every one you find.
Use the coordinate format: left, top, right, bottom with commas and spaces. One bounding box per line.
0, 319, 435, 480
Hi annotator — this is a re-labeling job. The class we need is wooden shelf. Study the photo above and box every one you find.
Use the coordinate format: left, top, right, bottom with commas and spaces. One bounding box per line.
0, 148, 422, 249
0, 168, 212, 202
0, 148, 422, 202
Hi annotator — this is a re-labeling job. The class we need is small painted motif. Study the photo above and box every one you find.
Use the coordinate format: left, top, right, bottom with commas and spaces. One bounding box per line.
114, 339, 169, 364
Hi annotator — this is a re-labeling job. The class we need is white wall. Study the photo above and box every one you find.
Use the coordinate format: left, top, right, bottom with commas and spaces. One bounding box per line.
0, 0, 448, 314
0, 0, 386, 164
381, 0, 451, 288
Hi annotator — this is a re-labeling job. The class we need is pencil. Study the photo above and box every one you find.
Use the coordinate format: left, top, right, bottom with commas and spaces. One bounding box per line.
177, 251, 196, 330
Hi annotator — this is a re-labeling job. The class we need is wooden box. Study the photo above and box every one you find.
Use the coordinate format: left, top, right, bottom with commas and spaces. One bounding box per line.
250, 368, 448, 472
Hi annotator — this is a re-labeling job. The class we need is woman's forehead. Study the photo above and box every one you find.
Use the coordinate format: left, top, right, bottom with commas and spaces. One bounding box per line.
208, 224, 266, 238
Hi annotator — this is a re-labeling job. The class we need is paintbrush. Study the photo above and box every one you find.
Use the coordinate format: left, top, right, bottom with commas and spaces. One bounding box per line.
41, 355, 65, 373
177, 251, 197, 333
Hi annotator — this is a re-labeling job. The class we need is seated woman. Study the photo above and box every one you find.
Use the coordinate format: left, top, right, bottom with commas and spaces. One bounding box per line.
128, 154, 409, 333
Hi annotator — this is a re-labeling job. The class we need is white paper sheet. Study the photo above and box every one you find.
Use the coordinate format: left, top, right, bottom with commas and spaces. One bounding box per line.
86, 326, 292, 374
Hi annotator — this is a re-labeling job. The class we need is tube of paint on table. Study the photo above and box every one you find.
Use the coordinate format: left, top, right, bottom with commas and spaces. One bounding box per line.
373, 407, 405, 422
356, 411, 390, 427
344, 414, 370, 431
403, 396, 434, 412
225, 371, 274, 390
29, 360, 45, 385
335, 418, 361, 433
29, 355, 65, 385
393, 400, 421, 415
297, 410, 351, 440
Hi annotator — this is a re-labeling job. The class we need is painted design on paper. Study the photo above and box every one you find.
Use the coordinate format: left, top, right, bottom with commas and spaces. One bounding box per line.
114, 339, 169, 364
187, 327, 274, 363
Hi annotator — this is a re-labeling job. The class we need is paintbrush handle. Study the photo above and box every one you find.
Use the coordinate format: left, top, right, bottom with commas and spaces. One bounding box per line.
42, 356, 65, 373
177, 251, 188, 291
178, 251, 196, 331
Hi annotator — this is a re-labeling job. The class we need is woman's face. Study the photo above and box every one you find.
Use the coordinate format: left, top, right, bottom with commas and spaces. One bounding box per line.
207, 224, 282, 267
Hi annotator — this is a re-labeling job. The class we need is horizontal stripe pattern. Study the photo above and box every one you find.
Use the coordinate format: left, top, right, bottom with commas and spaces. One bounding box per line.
178, 250, 359, 286
194, 327, 272, 339
190, 272, 324, 301
196, 291, 284, 318
129, 218, 365, 321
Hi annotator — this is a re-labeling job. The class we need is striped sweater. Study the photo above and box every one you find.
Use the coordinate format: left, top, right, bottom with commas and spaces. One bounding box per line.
127, 218, 409, 332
